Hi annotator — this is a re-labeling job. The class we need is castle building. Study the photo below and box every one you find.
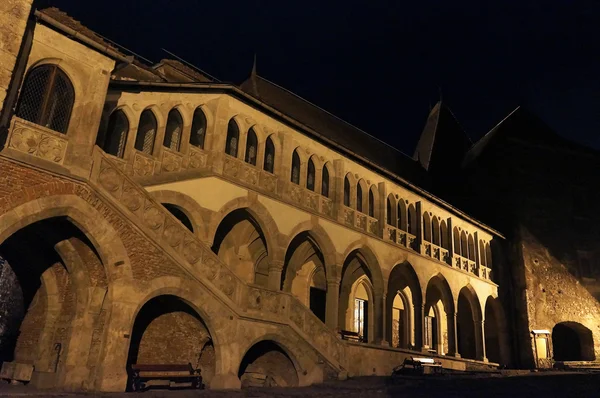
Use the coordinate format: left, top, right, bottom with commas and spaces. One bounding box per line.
0, 2, 596, 391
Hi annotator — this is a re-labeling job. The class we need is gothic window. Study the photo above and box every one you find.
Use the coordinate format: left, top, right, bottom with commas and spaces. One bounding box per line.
225, 119, 240, 157
460, 231, 468, 258
398, 201, 406, 231
321, 164, 330, 197
245, 128, 258, 166
440, 221, 449, 249
468, 234, 476, 261
368, 188, 375, 217
307, 158, 316, 191
423, 214, 432, 242
408, 204, 417, 235
387, 196, 393, 225
291, 150, 300, 184
164, 108, 183, 151
16, 64, 74, 134
344, 176, 351, 206
190, 107, 206, 149
97, 109, 128, 158
486, 243, 493, 268
357, 183, 363, 212
432, 218, 440, 246
135, 110, 157, 155
264, 136, 275, 173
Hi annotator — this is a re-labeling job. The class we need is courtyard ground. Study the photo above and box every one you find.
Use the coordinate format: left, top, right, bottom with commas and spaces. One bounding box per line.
0, 371, 598, 397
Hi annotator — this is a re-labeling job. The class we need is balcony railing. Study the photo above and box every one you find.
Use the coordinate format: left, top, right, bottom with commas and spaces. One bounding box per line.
384, 224, 417, 251
342, 206, 379, 236
285, 181, 333, 219
422, 241, 450, 264
6, 117, 68, 165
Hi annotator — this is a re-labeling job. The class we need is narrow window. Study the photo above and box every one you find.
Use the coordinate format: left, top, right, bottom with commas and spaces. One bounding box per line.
97, 109, 128, 158
368, 188, 375, 217
321, 164, 330, 197
190, 107, 206, 149
16, 64, 75, 134
423, 214, 432, 242
135, 110, 157, 155
291, 150, 300, 184
432, 218, 440, 245
398, 201, 406, 231
264, 136, 275, 173
164, 109, 183, 151
344, 176, 351, 206
245, 128, 258, 165
225, 119, 239, 157
307, 158, 316, 191
408, 205, 417, 235
357, 183, 363, 212
386, 197, 393, 225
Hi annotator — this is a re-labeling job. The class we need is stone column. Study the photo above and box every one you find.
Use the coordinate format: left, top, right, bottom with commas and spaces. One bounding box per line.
325, 279, 340, 330
374, 293, 385, 344
267, 261, 283, 291
477, 319, 488, 362
380, 293, 389, 345
420, 304, 429, 352
453, 313, 461, 358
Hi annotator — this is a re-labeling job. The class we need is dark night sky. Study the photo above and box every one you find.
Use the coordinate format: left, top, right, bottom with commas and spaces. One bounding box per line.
47, 0, 600, 156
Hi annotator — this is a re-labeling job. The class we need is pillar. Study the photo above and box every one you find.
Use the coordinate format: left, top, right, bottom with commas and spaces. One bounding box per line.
380, 293, 388, 345
325, 279, 340, 330
374, 293, 385, 344
267, 261, 283, 291
453, 313, 461, 358
477, 319, 488, 362
420, 304, 428, 352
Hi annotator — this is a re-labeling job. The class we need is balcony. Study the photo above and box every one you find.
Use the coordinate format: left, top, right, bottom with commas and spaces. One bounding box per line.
6, 117, 68, 165
422, 241, 450, 264
286, 181, 333, 219
384, 225, 417, 251
342, 206, 379, 236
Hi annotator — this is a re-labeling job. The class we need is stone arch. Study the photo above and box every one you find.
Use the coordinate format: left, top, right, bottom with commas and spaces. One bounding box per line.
208, 197, 281, 262
424, 273, 456, 355
356, 179, 368, 213
457, 285, 483, 360
386, 261, 422, 349
282, 223, 337, 275
149, 190, 209, 241
423, 212, 432, 242
485, 296, 510, 365
238, 336, 301, 388
552, 322, 595, 362
386, 194, 396, 226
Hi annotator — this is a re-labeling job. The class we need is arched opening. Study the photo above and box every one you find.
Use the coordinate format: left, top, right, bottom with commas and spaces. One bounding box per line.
386, 262, 421, 349
457, 287, 481, 360
16, 64, 75, 134
467, 234, 476, 261
408, 204, 417, 235
291, 150, 301, 185
190, 107, 206, 149
307, 157, 316, 191
238, 340, 298, 388
424, 275, 454, 355
552, 322, 595, 361
0, 216, 108, 385
386, 195, 394, 226
460, 231, 468, 258
135, 110, 157, 155
485, 244, 493, 268
432, 218, 440, 246
440, 221, 449, 250
244, 128, 258, 166
126, 295, 215, 389
368, 187, 376, 218
485, 297, 501, 364
397, 200, 407, 231
356, 182, 363, 213
281, 232, 327, 322
97, 109, 128, 158
225, 119, 239, 157
211, 209, 269, 286
339, 250, 380, 343
343, 175, 351, 207
164, 108, 183, 151
163, 203, 194, 233
423, 213, 432, 242
321, 164, 330, 198
263, 136, 275, 173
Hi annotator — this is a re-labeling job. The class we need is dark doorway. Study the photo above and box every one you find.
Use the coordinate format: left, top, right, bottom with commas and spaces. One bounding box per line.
553, 322, 595, 361
309, 287, 326, 322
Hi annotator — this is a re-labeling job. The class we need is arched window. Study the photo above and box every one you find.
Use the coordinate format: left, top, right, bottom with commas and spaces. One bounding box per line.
344, 176, 351, 206
460, 231, 468, 258
479, 241, 486, 267
164, 109, 183, 151
440, 221, 449, 249
357, 183, 363, 212
368, 187, 375, 217
398, 200, 407, 231
408, 204, 417, 235
432, 218, 440, 246
468, 234, 475, 261
307, 158, 316, 191
225, 119, 239, 157
321, 164, 330, 197
97, 109, 128, 158
453, 228, 461, 255
386, 196, 393, 225
16, 64, 75, 134
486, 244, 493, 268
264, 136, 275, 173
190, 107, 206, 149
245, 128, 258, 165
291, 150, 300, 184
135, 110, 157, 155
423, 214, 432, 242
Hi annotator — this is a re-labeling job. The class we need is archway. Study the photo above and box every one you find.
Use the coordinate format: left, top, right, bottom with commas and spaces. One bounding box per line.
163, 203, 194, 233
484, 296, 509, 365
386, 262, 422, 349
457, 286, 482, 360
281, 232, 327, 322
211, 209, 269, 286
126, 295, 215, 389
424, 275, 455, 355
238, 340, 298, 388
552, 322, 595, 361
0, 216, 108, 388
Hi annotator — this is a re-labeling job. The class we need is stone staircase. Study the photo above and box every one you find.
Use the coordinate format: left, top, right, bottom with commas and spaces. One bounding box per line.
88, 148, 346, 375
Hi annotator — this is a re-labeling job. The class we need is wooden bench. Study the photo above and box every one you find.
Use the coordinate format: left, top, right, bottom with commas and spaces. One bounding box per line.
392, 357, 443, 376
129, 363, 202, 391
339, 329, 363, 343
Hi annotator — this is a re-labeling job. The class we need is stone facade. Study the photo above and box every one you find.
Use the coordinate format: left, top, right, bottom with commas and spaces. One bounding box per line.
0, 3, 593, 394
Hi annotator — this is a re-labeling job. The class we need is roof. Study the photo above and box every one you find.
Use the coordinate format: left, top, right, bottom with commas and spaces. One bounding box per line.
240, 73, 429, 185
413, 101, 472, 172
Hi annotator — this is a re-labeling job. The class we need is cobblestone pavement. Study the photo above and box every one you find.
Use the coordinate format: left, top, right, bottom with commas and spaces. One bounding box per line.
0, 372, 599, 397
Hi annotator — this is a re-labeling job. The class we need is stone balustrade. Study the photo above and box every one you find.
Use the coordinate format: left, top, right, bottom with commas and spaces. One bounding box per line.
7, 117, 69, 165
